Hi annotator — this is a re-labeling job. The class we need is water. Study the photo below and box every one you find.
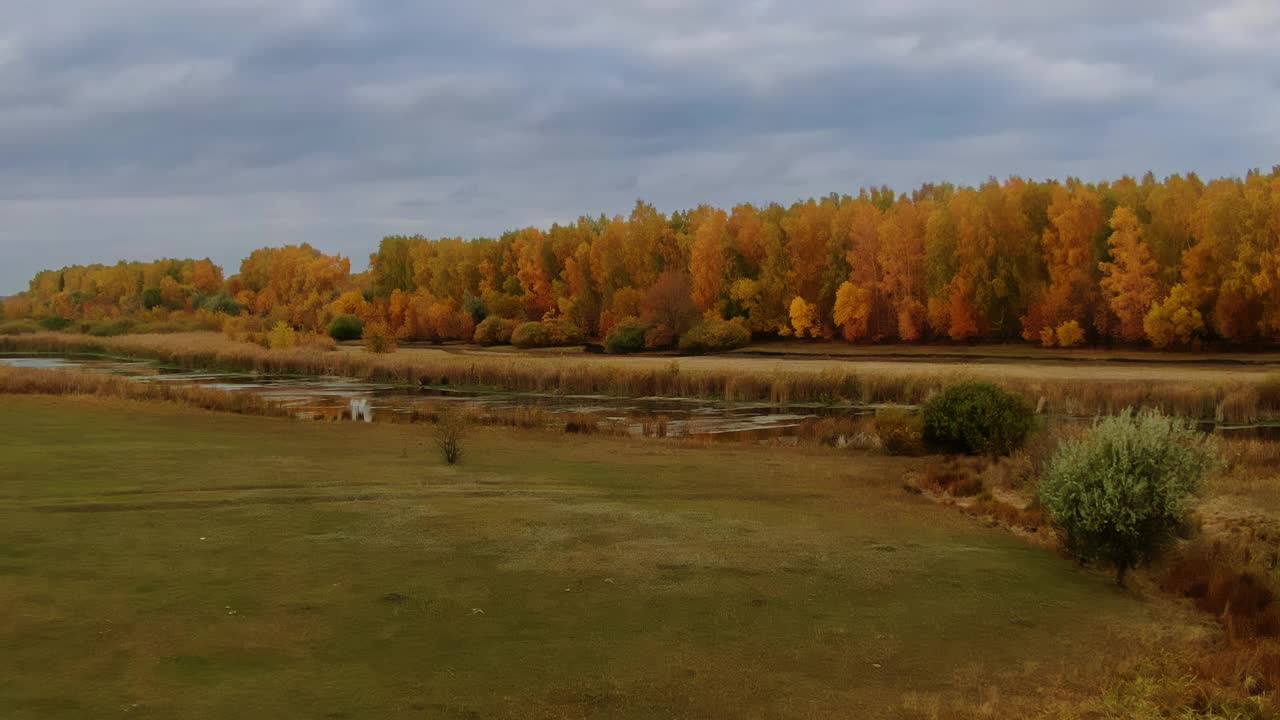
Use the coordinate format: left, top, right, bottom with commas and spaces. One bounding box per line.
8, 353, 1275, 440
0, 354, 872, 439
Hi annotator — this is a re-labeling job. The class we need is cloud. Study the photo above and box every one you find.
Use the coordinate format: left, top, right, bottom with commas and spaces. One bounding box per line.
0, 0, 1275, 292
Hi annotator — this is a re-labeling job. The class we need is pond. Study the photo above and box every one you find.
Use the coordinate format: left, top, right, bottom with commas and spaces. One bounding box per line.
0, 354, 875, 440
6, 353, 1276, 441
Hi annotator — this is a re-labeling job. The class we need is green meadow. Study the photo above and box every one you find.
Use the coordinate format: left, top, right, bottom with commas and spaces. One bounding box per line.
0, 396, 1158, 719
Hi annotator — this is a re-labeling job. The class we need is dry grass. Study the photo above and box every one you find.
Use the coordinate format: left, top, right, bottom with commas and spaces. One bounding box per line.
4, 331, 1280, 422
0, 364, 288, 417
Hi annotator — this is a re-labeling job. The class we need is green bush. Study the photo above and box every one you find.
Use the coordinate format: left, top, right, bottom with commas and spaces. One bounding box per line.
605, 317, 648, 354
511, 319, 583, 349
511, 321, 550, 348
37, 316, 73, 331
875, 406, 924, 455
473, 316, 518, 346
327, 314, 364, 341
1038, 408, 1220, 586
200, 293, 242, 315
922, 382, 1033, 455
678, 318, 750, 355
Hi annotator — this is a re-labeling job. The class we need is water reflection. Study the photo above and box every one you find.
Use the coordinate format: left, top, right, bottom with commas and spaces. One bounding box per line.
6, 354, 1277, 440
0, 354, 859, 438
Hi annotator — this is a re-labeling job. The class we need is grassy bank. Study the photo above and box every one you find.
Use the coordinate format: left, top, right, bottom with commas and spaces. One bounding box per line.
4, 331, 1279, 422
0, 395, 1188, 718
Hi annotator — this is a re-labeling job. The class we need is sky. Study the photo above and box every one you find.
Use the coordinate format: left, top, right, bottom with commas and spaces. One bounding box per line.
1, 1, 1277, 294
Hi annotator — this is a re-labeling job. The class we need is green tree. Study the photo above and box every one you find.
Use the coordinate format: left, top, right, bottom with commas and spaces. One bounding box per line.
1039, 409, 1219, 586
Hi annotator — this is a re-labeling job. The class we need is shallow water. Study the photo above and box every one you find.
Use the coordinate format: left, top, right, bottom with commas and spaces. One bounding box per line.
0, 354, 872, 438
6, 353, 1275, 440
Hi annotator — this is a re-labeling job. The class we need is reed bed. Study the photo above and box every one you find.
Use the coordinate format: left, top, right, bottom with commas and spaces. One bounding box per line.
0, 364, 289, 417
4, 331, 1278, 422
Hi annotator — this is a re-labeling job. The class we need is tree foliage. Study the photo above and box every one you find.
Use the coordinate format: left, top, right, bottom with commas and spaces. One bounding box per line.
9, 169, 1280, 350
1038, 409, 1220, 586
327, 314, 364, 341
921, 382, 1033, 455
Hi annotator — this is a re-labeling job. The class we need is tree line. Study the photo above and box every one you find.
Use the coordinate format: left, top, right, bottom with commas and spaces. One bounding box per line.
5, 168, 1280, 349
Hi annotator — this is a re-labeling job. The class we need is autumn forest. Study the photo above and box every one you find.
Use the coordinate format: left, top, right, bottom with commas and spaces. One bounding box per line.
6, 168, 1280, 350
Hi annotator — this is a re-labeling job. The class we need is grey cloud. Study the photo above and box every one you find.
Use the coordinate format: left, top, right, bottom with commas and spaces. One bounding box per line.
0, 0, 1276, 292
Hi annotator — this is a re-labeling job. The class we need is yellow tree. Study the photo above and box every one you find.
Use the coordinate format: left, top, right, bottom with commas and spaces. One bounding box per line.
788, 296, 819, 338
1023, 182, 1104, 344
690, 206, 728, 313
1144, 284, 1204, 348
1099, 207, 1160, 342
877, 197, 931, 340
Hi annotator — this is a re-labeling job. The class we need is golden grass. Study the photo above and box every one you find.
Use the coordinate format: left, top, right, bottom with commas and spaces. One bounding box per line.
0, 364, 288, 417
4, 331, 1280, 422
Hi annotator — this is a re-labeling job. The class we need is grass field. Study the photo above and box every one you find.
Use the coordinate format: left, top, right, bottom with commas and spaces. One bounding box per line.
0, 395, 1184, 718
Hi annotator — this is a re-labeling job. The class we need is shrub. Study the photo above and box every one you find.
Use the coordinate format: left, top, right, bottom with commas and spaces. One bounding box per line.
473, 316, 518, 346
875, 406, 924, 455
511, 319, 584, 349
922, 382, 1033, 455
1055, 320, 1085, 347
605, 317, 648, 354
37, 315, 72, 331
87, 319, 136, 337
200, 293, 242, 315
678, 318, 750, 355
0, 320, 39, 335
1039, 408, 1221, 586
267, 321, 298, 350
327, 314, 364, 341
435, 408, 468, 465
362, 323, 397, 354
643, 324, 675, 350
544, 318, 584, 346
921, 459, 985, 497
511, 321, 550, 349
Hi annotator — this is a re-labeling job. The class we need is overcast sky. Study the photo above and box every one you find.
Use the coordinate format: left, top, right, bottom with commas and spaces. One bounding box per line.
1, 1, 1277, 293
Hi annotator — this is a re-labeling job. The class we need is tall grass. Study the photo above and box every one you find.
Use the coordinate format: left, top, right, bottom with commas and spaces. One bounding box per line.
0, 365, 289, 417
3, 331, 1278, 422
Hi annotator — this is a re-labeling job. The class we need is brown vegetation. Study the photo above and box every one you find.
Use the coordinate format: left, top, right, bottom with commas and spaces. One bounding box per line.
0, 364, 287, 417
6, 331, 1279, 423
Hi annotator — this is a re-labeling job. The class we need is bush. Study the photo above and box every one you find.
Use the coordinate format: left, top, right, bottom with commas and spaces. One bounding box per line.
267, 321, 298, 350
200, 293, 242, 315
363, 323, 397, 354
473, 316, 518, 346
37, 316, 73, 331
1039, 408, 1220, 586
435, 408, 468, 465
604, 317, 648, 354
87, 319, 136, 337
922, 382, 1033, 455
678, 318, 750, 355
0, 320, 39, 335
544, 318, 584, 346
511, 319, 584, 349
511, 321, 550, 349
327, 314, 364, 341
875, 406, 924, 455
644, 324, 675, 350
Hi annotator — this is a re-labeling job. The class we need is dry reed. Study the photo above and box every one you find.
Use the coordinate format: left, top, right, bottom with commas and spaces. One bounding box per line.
0, 365, 289, 417
4, 331, 1278, 422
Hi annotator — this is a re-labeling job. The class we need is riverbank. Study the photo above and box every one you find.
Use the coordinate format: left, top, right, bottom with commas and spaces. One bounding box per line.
4, 331, 1279, 422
